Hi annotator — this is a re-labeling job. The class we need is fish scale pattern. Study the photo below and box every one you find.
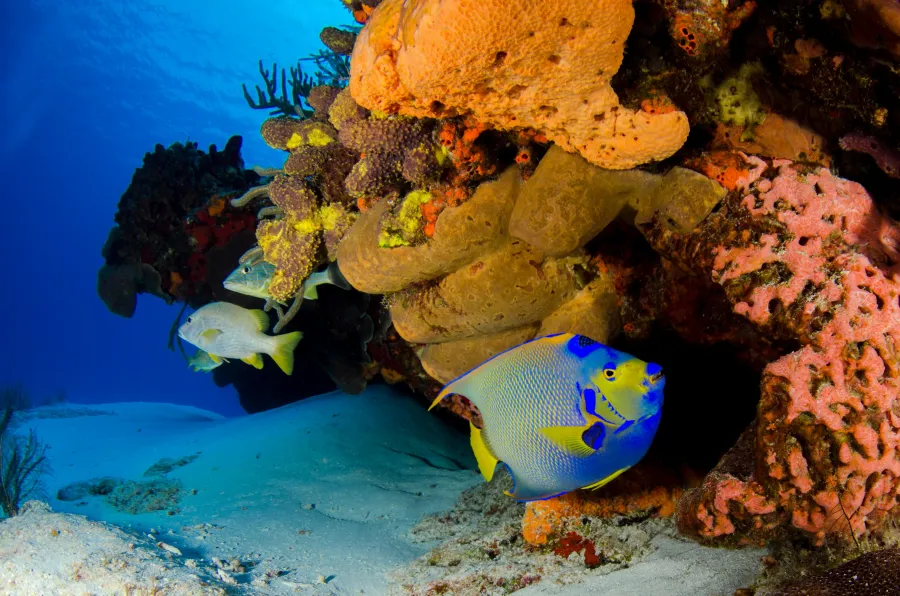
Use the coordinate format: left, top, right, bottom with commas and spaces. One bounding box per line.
478, 339, 587, 497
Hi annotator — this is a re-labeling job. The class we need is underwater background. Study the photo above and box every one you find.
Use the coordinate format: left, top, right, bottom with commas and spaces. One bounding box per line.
0, 0, 348, 416
2, 0, 900, 592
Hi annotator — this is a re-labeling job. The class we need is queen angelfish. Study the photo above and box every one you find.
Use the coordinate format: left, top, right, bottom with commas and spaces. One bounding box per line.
429, 333, 665, 501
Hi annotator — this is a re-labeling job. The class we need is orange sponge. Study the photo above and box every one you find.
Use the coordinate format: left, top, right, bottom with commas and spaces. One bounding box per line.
350, 0, 690, 169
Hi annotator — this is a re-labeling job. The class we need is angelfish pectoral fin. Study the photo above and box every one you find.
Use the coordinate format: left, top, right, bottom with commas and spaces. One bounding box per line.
582, 466, 630, 491
540, 425, 597, 458
469, 422, 499, 482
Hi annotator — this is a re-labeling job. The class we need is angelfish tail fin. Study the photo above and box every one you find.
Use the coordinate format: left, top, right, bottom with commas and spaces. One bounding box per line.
270, 331, 303, 375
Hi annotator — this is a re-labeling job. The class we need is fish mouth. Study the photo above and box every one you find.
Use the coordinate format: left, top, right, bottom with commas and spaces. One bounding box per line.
649, 371, 664, 384
594, 391, 627, 425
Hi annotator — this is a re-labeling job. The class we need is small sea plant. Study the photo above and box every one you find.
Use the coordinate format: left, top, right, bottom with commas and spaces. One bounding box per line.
0, 385, 31, 412
0, 400, 50, 517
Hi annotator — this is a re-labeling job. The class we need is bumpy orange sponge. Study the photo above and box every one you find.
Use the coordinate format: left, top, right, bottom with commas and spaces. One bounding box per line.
350, 0, 690, 169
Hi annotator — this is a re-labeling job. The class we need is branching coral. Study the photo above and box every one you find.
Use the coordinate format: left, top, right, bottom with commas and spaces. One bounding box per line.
0, 405, 50, 518
242, 60, 320, 118
349, 0, 690, 169
645, 154, 900, 545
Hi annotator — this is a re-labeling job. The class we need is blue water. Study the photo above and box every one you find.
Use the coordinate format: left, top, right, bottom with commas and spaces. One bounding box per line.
0, 0, 351, 416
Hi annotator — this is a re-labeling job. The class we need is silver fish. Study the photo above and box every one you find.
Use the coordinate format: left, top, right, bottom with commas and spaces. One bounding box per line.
177, 302, 302, 375
224, 260, 351, 302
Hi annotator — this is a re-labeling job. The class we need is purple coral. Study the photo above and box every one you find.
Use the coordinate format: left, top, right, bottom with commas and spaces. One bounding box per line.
283, 144, 356, 206
334, 96, 446, 198
839, 132, 900, 178
268, 174, 320, 220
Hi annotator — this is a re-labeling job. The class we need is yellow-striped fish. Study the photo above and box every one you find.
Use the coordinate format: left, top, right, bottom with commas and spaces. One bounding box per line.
177, 302, 302, 375
429, 333, 665, 501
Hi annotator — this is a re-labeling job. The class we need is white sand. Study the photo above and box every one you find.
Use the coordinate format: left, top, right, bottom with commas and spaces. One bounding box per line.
517, 533, 766, 596
7, 387, 480, 594
2, 386, 770, 595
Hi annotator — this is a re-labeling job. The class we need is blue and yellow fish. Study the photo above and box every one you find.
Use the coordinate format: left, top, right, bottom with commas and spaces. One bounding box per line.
429, 333, 665, 501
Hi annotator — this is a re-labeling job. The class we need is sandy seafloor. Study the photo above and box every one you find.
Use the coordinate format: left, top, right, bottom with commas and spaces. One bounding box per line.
0, 385, 768, 595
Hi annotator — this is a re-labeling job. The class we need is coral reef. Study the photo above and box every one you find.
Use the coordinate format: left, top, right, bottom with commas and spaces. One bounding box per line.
98, 136, 259, 314
522, 464, 684, 547
641, 155, 900, 545
840, 133, 900, 179
338, 146, 723, 386
841, 0, 900, 59
319, 26, 357, 56
100, 0, 900, 559
333, 92, 447, 199
241, 42, 351, 118
349, 0, 690, 169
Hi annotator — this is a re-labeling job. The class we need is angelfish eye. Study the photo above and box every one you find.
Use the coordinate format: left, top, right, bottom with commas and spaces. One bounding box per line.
242, 266, 251, 274
603, 368, 616, 379
186, 316, 193, 323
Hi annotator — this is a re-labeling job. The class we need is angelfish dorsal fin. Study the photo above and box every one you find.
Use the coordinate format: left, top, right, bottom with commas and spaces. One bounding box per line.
428, 370, 481, 410
428, 335, 555, 410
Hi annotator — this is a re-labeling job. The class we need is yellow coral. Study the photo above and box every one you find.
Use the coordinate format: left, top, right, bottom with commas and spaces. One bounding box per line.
293, 219, 320, 234
256, 219, 320, 301
378, 190, 432, 248
285, 122, 338, 150
317, 204, 356, 231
